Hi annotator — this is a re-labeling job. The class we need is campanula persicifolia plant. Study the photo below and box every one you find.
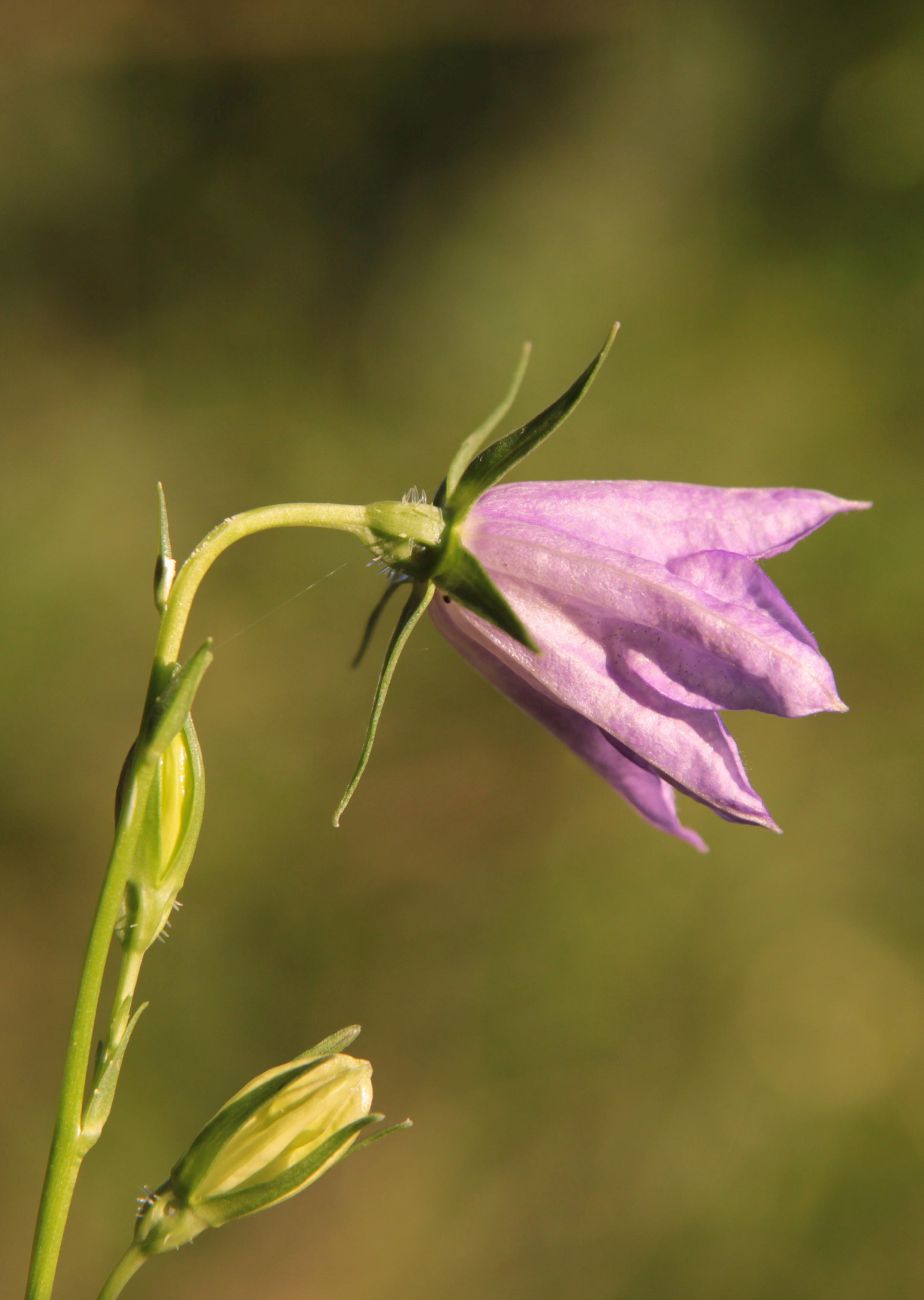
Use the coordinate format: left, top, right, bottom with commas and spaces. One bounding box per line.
25, 326, 867, 1299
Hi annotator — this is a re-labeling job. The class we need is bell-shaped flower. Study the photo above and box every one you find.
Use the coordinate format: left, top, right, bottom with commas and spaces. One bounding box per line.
339, 327, 868, 848
430, 478, 868, 849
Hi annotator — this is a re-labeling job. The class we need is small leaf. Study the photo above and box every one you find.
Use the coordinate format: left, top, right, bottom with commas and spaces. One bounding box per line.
80, 1002, 149, 1150
351, 578, 408, 669
202, 1115, 380, 1223
171, 1059, 328, 1200
436, 542, 538, 651
333, 582, 435, 827
436, 341, 532, 507
448, 324, 620, 519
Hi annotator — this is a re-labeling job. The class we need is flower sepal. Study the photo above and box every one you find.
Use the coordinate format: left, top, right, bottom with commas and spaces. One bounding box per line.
432, 532, 537, 652
444, 322, 619, 520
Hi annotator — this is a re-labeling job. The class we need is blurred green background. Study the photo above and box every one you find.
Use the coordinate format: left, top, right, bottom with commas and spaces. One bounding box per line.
3, 2, 923, 1297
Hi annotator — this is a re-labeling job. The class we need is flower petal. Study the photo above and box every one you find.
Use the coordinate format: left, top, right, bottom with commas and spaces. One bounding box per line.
471, 481, 870, 562
465, 520, 846, 718
430, 596, 708, 850
432, 585, 778, 830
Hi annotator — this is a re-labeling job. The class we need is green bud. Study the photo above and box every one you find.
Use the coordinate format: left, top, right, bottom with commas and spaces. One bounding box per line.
117, 719, 204, 952
134, 1041, 388, 1255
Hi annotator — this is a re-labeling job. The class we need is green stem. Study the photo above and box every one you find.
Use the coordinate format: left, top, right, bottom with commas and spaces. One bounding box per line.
25, 500, 378, 1300
154, 502, 374, 666
96, 1245, 146, 1300
25, 756, 159, 1300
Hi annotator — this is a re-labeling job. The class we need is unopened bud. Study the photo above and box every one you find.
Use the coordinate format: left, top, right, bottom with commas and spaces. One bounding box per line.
134, 1036, 384, 1255
118, 720, 204, 952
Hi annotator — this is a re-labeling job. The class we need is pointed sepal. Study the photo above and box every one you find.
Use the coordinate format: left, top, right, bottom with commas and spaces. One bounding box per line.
436, 341, 532, 507
298, 1025, 363, 1061
144, 640, 214, 761
351, 578, 408, 669
334, 582, 435, 827
447, 323, 619, 519
346, 1116, 413, 1157
435, 540, 537, 651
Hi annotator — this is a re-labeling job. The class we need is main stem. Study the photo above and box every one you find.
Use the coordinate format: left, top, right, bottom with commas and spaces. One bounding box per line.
25, 758, 159, 1300
25, 501, 375, 1300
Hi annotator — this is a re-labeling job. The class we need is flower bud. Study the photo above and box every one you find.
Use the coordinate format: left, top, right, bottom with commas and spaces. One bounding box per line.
117, 719, 204, 952
134, 1041, 381, 1255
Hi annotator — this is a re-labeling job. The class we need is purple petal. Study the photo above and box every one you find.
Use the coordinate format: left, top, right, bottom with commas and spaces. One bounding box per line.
431, 584, 778, 830
464, 520, 846, 718
471, 481, 870, 563
668, 550, 818, 648
430, 596, 708, 850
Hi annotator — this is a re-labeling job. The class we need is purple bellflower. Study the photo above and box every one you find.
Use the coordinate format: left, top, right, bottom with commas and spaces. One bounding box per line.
429, 480, 867, 850
341, 326, 869, 848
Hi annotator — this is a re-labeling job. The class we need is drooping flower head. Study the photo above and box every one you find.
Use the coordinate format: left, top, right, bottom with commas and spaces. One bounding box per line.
343, 327, 869, 848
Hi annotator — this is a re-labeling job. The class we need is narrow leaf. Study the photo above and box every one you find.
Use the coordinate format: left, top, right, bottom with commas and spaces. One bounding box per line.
436, 544, 538, 651
436, 341, 532, 506
333, 582, 435, 827
449, 323, 620, 519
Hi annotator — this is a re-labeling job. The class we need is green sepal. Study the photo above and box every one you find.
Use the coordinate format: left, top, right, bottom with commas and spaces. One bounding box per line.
298, 1025, 363, 1061
351, 578, 408, 669
447, 323, 620, 520
144, 640, 214, 761
434, 540, 537, 652
435, 341, 532, 508
79, 1001, 149, 1150
171, 1058, 329, 1202
346, 1116, 413, 1157
200, 1114, 380, 1225
333, 581, 435, 827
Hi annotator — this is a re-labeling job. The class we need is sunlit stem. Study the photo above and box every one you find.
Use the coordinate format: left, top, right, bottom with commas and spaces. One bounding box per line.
155, 502, 375, 667
25, 752, 160, 1300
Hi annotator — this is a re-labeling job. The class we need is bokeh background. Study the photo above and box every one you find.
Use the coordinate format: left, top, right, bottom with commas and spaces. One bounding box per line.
3, 2, 923, 1297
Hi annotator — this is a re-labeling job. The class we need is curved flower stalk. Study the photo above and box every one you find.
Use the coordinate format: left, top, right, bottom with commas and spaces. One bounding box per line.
345, 326, 869, 848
